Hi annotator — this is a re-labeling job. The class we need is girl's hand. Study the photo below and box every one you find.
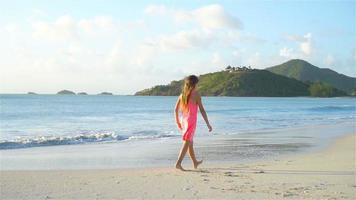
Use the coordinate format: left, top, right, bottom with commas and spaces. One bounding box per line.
207, 124, 212, 132
177, 123, 183, 131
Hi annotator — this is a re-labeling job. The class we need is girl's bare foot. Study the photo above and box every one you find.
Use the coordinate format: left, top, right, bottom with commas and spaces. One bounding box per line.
194, 160, 203, 169
175, 163, 185, 171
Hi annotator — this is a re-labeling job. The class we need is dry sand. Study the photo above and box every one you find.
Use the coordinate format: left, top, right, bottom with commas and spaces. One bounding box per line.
1, 134, 355, 200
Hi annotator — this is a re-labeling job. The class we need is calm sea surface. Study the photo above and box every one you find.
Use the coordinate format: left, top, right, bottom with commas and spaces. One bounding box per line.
0, 95, 355, 169
0, 95, 355, 149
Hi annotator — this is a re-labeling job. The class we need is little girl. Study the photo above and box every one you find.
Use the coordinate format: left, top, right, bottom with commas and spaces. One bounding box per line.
174, 75, 212, 171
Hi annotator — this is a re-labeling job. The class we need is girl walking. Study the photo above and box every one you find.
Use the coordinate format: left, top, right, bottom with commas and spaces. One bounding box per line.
174, 75, 212, 171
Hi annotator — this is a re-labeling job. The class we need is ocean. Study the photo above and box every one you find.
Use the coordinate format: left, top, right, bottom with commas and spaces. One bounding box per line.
0, 94, 355, 170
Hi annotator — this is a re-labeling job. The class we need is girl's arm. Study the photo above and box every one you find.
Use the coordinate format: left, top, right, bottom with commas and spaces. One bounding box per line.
174, 95, 182, 131
196, 93, 212, 132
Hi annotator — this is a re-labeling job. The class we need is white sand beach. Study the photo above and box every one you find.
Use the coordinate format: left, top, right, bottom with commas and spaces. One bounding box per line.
1, 133, 355, 199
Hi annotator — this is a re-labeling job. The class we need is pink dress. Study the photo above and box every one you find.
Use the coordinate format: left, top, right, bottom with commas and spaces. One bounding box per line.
180, 93, 198, 142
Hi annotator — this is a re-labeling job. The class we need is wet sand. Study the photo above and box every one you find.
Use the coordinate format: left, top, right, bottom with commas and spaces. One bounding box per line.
1, 133, 355, 199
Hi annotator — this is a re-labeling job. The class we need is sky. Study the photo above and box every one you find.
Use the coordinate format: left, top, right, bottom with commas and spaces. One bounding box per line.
0, 0, 355, 94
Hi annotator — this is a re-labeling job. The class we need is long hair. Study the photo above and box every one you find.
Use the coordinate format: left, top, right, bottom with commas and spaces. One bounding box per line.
181, 75, 199, 113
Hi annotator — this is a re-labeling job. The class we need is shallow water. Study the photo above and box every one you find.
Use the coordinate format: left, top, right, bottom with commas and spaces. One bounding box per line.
0, 95, 355, 169
1, 95, 355, 149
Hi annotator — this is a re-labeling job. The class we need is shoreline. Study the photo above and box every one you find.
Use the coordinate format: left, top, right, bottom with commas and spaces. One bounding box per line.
1, 133, 355, 199
0, 122, 356, 171
1, 121, 354, 171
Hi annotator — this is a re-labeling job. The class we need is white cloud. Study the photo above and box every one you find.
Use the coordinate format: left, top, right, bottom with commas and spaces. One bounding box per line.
77, 19, 92, 32
1, 14, 142, 94
129, 44, 157, 68
300, 33, 312, 56
324, 54, 335, 66
4, 23, 20, 33
211, 52, 222, 65
285, 32, 313, 56
105, 40, 126, 71
145, 4, 242, 30
285, 34, 306, 42
32, 15, 77, 40
144, 5, 168, 15
191, 4, 242, 30
143, 4, 262, 52
31, 15, 119, 41
145, 28, 247, 51
158, 29, 213, 50
90, 16, 115, 30
279, 47, 294, 58
31, 9, 48, 18
142, 4, 248, 52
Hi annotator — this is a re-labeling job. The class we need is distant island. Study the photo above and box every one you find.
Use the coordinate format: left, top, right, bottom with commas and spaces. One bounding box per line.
77, 92, 88, 95
135, 59, 354, 97
57, 90, 75, 95
27, 92, 37, 95
53, 91, 114, 95
98, 92, 113, 95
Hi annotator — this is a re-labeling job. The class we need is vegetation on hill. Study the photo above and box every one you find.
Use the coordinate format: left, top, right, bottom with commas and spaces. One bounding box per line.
135, 60, 351, 97
198, 70, 310, 96
57, 90, 75, 95
98, 92, 113, 95
77, 92, 88, 95
135, 80, 183, 96
352, 89, 356, 97
135, 69, 311, 97
266, 59, 356, 94
307, 81, 347, 97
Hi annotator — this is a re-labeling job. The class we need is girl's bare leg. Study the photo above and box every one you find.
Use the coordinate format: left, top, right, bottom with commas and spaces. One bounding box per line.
188, 142, 203, 169
175, 141, 190, 171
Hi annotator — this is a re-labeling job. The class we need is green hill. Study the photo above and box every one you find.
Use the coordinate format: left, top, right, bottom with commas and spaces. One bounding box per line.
266, 59, 356, 94
135, 80, 183, 96
135, 69, 312, 97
